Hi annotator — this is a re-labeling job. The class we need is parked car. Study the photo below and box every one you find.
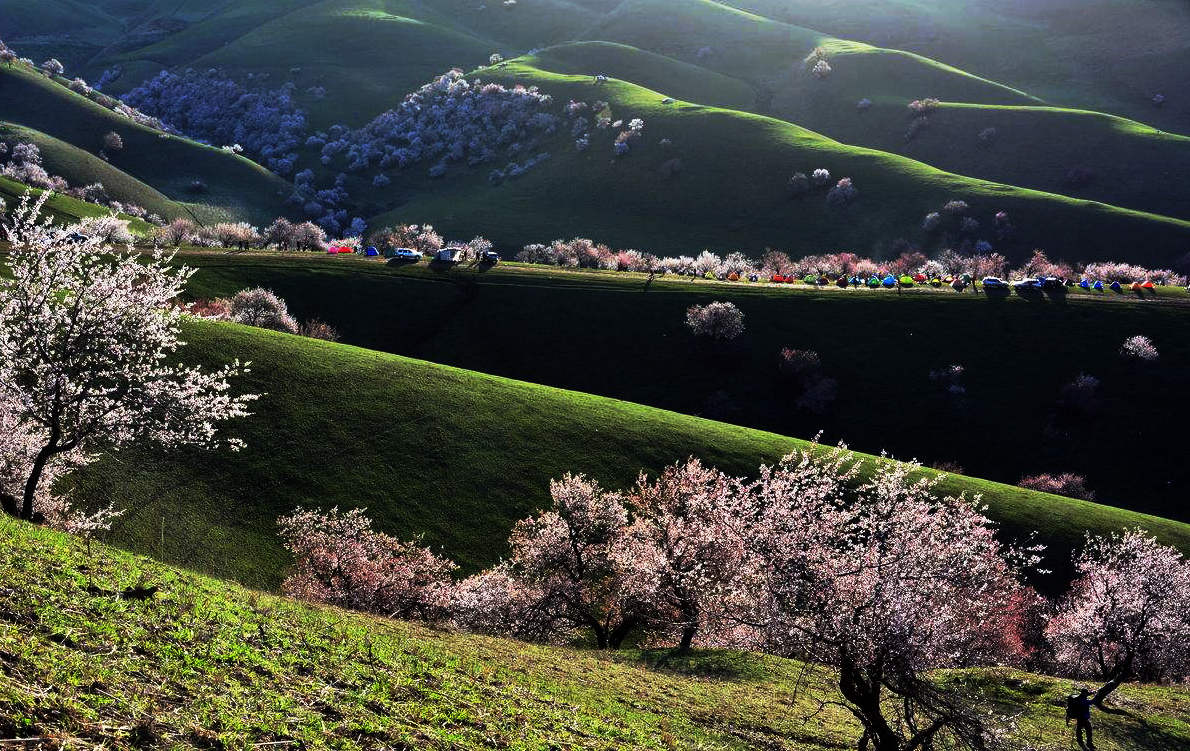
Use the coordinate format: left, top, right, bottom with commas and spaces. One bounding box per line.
387, 247, 421, 263
981, 277, 1006, 288
1012, 277, 1042, 289
481, 250, 500, 265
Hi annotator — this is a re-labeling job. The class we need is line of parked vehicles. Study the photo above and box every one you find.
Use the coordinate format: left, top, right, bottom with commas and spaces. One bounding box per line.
325, 245, 501, 265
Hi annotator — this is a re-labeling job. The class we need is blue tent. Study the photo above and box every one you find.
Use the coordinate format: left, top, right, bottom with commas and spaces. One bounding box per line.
882, 275, 897, 288
1109, 280, 1123, 292
365, 247, 379, 257
1093, 280, 1104, 291
1078, 279, 1091, 289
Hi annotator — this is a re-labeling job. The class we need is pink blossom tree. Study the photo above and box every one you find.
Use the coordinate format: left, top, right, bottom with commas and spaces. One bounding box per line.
625, 458, 753, 650
0, 193, 257, 522
492, 474, 654, 648
1046, 530, 1190, 706
228, 288, 300, 334
278, 507, 456, 620
741, 448, 1038, 751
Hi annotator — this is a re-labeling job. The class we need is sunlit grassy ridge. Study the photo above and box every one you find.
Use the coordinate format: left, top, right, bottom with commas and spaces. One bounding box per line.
0, 176, 154, 233
0, 122, 190, 221
4, 518, 1190, 749
63, 316, 1190, 594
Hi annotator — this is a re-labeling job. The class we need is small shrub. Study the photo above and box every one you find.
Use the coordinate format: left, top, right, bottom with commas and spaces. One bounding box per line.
1018, 473, 1094, 501
686, 301, 745, 342
228, 288, 300, 334
1120, 335, 1158, 362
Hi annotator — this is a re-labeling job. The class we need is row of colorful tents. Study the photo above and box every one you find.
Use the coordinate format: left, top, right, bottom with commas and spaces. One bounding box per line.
327, 245, 381, 257
762, 273, 1163, 292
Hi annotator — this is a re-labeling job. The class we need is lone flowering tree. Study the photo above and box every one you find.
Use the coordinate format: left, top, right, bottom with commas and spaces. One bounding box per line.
1046, 529, 1190, 706
740, 448, 1039, 751
685, 301, 745, 342
0, 193, 257, 522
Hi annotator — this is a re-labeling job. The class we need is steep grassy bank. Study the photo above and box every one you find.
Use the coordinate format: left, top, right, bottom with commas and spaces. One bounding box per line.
3, 521, 1188, 749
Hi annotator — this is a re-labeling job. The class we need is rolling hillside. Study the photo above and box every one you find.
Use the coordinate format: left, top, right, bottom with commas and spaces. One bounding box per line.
7, 522, 1189, 749
180, 253, 1190, 523
358, 58, 1190, 264
68, 317, 1190, 594
0, 64, 291, 224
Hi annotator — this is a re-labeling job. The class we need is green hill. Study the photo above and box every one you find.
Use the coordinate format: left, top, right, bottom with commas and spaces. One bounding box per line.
359, 58, 1190, 266
5, 520, 1190, 749
0, 122, 191, 221
67, 317, 1190, 594
180, 253, 1190, 525
0, 64, 291, 225
719, 0, 1190, 136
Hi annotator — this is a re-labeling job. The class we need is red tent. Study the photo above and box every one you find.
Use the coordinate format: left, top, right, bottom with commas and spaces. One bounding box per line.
1141, 281, 1156, 289
912, 273, 927, 283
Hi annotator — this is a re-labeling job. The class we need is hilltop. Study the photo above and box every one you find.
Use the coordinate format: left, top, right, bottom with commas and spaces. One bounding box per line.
3, 520, 1189, 749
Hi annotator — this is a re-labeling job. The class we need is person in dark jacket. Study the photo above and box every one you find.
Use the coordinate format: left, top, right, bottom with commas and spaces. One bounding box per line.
1068, 688, 1096, 749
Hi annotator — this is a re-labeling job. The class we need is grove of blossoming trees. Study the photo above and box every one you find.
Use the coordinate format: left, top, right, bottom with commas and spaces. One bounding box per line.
685, 301, 745, 341
317, 71, 558, 181
122, 69, 308, 175
0, 193, 257, 523
277, 447, 1190, 750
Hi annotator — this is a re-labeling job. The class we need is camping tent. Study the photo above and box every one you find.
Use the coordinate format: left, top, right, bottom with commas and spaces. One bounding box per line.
882, 275, 896, 288
1109, 281, 1123, 292
899, 275, 915, 286
1078, 279, 1091, 289
1142, 281, 1156, 289
912, 273, 927, 283
1093, 281, 1104, 290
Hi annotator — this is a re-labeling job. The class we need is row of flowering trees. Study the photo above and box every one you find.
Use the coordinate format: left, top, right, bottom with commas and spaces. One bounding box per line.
279, 447, 1190, 750
515, 239, 1188, 286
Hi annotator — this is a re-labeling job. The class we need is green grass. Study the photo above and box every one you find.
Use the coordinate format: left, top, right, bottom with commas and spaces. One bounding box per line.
178, 252, 1190, 531
64, 314, 1190, 594
3, 519, 1189, 749
718, 0, 1190, 137
187, 0, 498, 129
0, 63, 292, 224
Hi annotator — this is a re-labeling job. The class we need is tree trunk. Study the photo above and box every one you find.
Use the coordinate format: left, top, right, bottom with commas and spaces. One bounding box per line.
839, 661, 902, 751
607, 617, 639, 649
1094, 657, 1133, 709
20, 444, 56, 521
677, 622, 698, 653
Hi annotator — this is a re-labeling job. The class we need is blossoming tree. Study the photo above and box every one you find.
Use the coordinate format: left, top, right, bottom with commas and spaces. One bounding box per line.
0, 193, 257, 522
1046, 529, 1190, 706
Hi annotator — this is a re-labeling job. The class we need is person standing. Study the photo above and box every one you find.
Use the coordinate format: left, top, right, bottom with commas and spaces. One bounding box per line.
1066, 688, 1096, 749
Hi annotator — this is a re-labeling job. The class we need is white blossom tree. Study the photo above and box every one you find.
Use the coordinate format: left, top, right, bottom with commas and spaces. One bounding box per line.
0, 193, 257, 522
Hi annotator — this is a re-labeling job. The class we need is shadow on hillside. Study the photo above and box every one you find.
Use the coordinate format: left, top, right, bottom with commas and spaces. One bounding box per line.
615, 648, 775, 682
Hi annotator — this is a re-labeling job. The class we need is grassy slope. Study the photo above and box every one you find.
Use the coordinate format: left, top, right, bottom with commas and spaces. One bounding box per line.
0, 64, 291, 224
579, 0, 1037, 106
534, 42, 758, 111
180, 253, 1190, 527
557, 2, 1190, 223
187, 0, 510, 129
365, 59, 1190, 266
0, 176, 154, 233
719, 0, 1190, 136
6, 523, 1190, 749
0, 123, 190, 221
67, 316, 1190, 594
774, 99, 1190, 222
